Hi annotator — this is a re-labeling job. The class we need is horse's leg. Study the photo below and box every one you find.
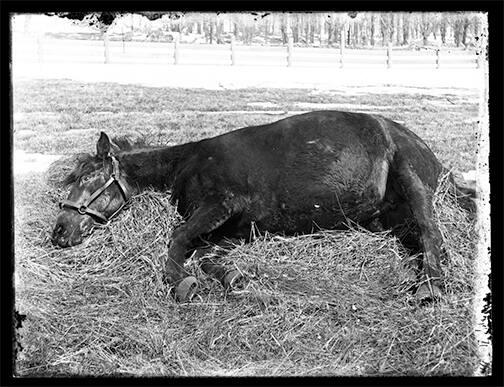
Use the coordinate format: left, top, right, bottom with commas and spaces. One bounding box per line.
164, 203, 238, 300
379, 201, 423, 281
191, 238, 246, 290
394, 162, 444, 301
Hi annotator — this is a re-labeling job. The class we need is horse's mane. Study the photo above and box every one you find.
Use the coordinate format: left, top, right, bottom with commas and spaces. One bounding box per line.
62, 154, 100, 186
62, 135, 148, 187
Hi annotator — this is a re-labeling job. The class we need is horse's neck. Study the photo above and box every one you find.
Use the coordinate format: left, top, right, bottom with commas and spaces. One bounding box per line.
118, 143, 194, 191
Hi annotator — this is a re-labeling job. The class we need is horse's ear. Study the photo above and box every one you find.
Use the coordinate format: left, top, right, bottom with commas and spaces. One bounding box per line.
96, 132, 111, 159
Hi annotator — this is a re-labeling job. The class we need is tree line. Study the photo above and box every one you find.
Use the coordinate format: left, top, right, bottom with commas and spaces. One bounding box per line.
52, 12, 484, 48
179, 12, 483, 48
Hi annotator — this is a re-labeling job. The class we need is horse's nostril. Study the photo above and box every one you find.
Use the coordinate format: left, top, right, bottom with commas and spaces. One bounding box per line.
53, 224, 64, 237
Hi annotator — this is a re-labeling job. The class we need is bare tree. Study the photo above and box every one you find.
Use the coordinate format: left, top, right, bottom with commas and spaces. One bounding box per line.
304, 14, 310, 46
472, 14, 481, 40
402, 13, 410, 45
440, 13, 448, 44
452, 13, 464, 47
293, 14, 301, 43
232, 19, 238, 39
360, 15, 368, 46
390, 13, 395, 45
319, 14, 325, 46
207, 18, 213, 43
431, 14, 440, 41
280, 14, 288, 44
461, 15, 471, 47
395, 14, 402, 45
263, 17, 269, 43
326, 15, 334, 46
370, 13, 376, 46
420, 13, 432, 46
214, 14, 223, 44
353, 18, 359, 46
380, 13, 393, 45
310, 15, 316, 44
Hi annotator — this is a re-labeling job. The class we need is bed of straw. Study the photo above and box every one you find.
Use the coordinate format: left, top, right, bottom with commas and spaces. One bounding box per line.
14, 154, 479, 376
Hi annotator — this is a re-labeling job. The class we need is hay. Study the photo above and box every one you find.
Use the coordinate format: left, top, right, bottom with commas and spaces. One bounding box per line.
14, 159, 479, 376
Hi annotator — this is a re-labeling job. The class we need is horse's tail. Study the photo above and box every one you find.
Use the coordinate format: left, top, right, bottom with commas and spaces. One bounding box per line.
449, 172, 477, 214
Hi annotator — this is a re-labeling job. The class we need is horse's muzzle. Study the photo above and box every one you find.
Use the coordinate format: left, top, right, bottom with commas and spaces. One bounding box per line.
51, 218, 85, 248
51, 225, 75, 247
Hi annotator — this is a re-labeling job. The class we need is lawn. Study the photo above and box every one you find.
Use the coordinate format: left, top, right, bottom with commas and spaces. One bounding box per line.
13, 80, 478, 172
13, 79, 482, 376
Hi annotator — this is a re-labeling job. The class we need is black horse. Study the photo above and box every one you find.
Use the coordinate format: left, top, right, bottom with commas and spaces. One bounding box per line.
52, 111, 475, 302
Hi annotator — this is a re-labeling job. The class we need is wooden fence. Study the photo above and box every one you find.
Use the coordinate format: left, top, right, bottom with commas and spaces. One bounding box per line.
14, 33, 482, 69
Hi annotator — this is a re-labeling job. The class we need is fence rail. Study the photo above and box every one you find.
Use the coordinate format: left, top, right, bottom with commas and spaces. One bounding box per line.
13, 34, 481, 69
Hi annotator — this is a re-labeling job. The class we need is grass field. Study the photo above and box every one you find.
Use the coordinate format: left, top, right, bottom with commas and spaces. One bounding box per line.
13, 79, 482, 376
13, 80, 479, 172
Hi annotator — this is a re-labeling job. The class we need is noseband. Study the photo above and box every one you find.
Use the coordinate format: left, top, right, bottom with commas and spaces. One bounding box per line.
59, 155, 129, 224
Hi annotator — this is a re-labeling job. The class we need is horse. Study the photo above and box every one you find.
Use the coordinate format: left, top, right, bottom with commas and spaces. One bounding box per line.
51, 111, 476, 302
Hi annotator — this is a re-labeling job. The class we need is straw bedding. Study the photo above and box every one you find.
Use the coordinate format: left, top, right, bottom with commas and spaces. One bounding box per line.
14, 155, 479, 376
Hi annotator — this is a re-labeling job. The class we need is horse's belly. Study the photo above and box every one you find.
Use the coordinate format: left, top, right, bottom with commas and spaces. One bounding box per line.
252, 192, 380, 235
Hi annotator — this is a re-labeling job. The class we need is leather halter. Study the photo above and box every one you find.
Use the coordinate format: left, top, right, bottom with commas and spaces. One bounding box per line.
59, 155, 129, 224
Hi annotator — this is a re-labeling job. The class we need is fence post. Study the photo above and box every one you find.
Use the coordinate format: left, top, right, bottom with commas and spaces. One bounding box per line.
287, 36, 293, 67
103, 32, 110, 64
230, 35, 236, 66
386, 42, 392, 68
436, 42, 441, 69
36, 34, 43, 63
339, 30, 345, 68
174, 34, 180, 65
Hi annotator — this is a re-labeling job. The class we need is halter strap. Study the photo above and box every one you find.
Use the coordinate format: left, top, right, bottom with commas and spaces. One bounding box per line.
59, 155, 130, 224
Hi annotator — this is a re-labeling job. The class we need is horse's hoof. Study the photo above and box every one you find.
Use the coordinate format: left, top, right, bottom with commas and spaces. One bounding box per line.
415, 282, 442, 304
175, 276, 199, 302
222, 269, 246, 291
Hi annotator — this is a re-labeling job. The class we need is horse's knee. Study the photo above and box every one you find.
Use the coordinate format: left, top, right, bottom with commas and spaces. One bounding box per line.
170, 226, 190, 245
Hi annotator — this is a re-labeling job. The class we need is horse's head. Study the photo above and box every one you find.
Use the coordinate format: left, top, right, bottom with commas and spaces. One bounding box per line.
52, 132, 132, 247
